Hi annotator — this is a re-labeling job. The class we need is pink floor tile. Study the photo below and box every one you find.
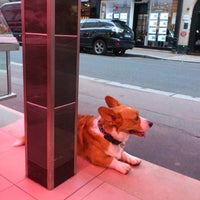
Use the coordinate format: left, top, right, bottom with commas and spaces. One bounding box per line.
0, 185, 35, 200
67, 178, 103, 200
1, 105, 200, 200
0, 176, 12, 192
98, 160, 200, 200
83, 183, 139, 200
0, 146, 25, 183
17, 162, 105, 200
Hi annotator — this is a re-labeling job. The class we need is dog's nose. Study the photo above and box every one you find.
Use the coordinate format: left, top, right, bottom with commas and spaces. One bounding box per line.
149, 121, 153, 127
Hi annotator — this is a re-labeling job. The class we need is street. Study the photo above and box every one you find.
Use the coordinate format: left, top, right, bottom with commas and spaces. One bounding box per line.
9, 47, 200, 100
80, 52, 200, 100
1, 48, 200, 181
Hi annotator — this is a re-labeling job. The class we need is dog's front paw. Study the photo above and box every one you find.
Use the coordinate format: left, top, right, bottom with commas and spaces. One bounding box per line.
122, 152, 142, 166
109, 159, 131, 174
118, 162, 132, 174
129, 156, 142, 166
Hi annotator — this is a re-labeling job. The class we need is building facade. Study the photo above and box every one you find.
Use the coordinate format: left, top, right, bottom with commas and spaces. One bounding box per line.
81, 0, 200, 55
183, 0, 200, 54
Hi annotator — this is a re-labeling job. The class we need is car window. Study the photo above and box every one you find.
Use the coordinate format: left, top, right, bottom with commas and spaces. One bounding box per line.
81, 21, 98, 28
99, 21, 113, 27
114, 21, 131, 31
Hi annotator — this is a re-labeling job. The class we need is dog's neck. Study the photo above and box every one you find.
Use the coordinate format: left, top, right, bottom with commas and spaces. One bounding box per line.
97, 119, 122, 145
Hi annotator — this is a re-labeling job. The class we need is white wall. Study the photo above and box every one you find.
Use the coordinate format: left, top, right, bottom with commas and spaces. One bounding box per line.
178, 0, 197, 46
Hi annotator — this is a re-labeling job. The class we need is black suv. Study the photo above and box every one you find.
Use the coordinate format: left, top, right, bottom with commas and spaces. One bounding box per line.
80, 18, 135, 56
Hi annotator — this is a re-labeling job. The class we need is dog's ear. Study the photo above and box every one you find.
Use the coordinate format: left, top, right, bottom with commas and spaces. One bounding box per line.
105, 96, 121, 107
98, 106, 122, 124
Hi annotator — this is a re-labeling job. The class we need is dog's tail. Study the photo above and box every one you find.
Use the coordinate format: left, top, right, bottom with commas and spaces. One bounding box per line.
13, 136, 25, 146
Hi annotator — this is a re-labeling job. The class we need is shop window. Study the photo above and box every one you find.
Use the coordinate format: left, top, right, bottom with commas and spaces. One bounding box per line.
81, 1, 90, 18
146, 0, 178, 49
100, 0, 133, 27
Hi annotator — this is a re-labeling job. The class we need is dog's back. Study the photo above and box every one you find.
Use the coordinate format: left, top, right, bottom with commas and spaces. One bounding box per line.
77, 114, 94, 155
77, 114, 112, 167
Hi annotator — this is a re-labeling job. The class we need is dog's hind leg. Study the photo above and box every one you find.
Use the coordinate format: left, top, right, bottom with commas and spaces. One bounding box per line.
89, 151, 113, 168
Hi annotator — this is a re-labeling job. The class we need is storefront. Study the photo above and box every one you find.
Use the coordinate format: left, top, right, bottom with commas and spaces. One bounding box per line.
90, 0, 200, 54
99, 0, 134, 27
81, 0, 101, 18
188, 0, 200, 54
98, 0, 180, 50
81, 0, 90, 18
135, 0, 179, 49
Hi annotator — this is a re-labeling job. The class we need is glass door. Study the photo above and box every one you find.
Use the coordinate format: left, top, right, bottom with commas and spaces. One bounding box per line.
134, 3, 148, 47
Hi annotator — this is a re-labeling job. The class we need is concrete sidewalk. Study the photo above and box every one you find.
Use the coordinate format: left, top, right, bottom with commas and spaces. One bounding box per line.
127, 48, 200, 63
0, 105, 200, 200
1, 76, 200, 199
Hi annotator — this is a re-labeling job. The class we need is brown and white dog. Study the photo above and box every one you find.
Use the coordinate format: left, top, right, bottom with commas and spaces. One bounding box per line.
14, 96, 153, 174
77, 96, 153, 174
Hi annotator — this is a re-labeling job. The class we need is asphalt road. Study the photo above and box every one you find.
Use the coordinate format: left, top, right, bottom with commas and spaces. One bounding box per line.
1, 48, 200, 181
10, 48, 200, 100
80, 53, 200, 99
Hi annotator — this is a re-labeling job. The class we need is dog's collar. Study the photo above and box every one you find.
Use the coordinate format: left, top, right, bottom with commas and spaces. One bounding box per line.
97, 120, 122, 145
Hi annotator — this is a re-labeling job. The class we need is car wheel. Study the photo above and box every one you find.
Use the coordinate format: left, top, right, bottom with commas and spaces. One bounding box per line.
93, 39, 106, 55
113, 49, 126, 56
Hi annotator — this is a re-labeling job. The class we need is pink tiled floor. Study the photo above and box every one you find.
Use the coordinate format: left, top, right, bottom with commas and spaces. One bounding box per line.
1, 105, 200, 200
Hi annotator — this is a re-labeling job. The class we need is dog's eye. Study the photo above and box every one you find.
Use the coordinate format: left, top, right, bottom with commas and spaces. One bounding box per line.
135, 116, 139, 121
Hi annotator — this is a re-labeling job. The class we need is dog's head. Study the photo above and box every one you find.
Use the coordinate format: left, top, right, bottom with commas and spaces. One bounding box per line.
98, 96, 153, 139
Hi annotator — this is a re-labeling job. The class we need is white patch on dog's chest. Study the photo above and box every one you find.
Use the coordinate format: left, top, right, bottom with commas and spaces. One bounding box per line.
91, 117, 104, 137
106, 143, 123, 160
90, 118, 124, 160
91, 125, 103, 137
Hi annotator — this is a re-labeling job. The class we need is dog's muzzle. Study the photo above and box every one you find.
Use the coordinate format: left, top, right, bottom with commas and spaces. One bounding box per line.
130, 121, 153, 137
129, 130, 146, 137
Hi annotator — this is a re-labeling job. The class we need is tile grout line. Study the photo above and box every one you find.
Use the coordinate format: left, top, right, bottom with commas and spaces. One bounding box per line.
64, 168, 107, 200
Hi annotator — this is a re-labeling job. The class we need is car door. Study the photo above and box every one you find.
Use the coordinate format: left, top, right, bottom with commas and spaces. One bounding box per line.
80, 20, 98, 48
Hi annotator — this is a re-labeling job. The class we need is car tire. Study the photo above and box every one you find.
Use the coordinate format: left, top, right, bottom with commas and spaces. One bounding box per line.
93, 39, 106, 55
113, 49, 126, 56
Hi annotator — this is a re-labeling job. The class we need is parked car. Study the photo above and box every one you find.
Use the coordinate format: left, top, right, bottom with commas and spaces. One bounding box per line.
80, 18, 135, 56
0, 1, 22, 43
0, 2, 135, 56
